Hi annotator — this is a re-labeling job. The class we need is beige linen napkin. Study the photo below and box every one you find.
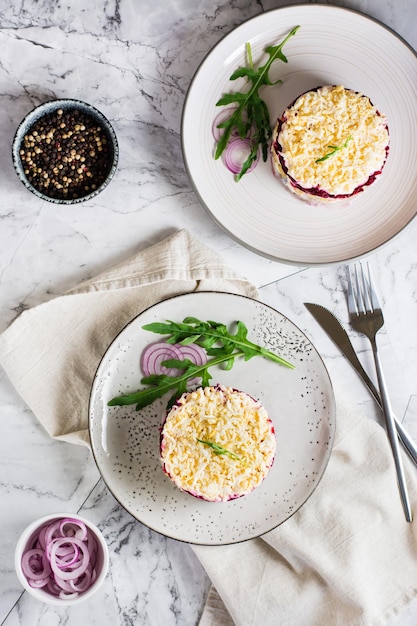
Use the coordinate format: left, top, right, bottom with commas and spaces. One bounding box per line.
0, 229, 257, 446
1, 229, 417, 625
196, 393, 417, 626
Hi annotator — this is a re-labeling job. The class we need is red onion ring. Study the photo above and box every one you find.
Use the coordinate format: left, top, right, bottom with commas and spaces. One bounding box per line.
212, 108, 238, 142
212, 108, 255, 142
28, 576, 50, 588
176, 343, 207, 365
59, 519, 88, 541
53, 574, 76, 593
43, 521, 61, 546
140, 341, 208, 387
177, 343, 207, 386
222, 137, 259, 175
87, 534, 99, 568
49, 538, 90, 580
37, 525, 49, 550
21, 549, 51, 580
52, 543, 80, 568
140, 342, 183, 377
69, 568, 93, 592
20, 517, 101, 600
46, 578, 63, 595
59, 591, 79, 600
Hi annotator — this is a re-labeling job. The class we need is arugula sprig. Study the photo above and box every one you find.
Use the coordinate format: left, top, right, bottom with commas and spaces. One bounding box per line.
142, 318, 293, 368
197, 439, 241, 461
109, 352, 232, 410
214, 25, 300, 181
315, 135, 353, 163
107, 318, 294, 411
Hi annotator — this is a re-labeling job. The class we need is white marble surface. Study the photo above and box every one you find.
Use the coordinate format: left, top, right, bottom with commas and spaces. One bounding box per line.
1, 1, 417, 624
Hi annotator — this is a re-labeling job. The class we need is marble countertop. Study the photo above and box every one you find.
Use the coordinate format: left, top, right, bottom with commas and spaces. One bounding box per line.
1, 1, 417, 624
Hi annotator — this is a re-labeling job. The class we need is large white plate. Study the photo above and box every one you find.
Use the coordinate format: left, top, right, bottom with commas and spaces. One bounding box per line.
181, 5, 417, 265
89, 292, 335, 545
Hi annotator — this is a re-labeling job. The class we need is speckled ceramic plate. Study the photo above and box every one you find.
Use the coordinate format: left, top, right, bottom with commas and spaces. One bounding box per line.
182, 5, 417, 264
89, 292, 335, 545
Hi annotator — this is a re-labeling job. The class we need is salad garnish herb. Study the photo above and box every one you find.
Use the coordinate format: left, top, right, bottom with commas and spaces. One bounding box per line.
315, 135, 353, 163
107, 318, 294, 410
197, 439, 241, 460
214, 25, 300, 181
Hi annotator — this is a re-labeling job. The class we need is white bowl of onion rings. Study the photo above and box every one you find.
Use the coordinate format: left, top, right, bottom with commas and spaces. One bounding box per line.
14, 513, 109, 605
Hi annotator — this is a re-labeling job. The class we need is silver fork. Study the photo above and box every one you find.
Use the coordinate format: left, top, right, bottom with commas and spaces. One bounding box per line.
347, 262, 413, 523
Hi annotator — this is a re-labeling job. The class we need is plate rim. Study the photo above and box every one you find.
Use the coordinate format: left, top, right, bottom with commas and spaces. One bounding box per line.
181, 4, 417, 266
88, 290, 336, 545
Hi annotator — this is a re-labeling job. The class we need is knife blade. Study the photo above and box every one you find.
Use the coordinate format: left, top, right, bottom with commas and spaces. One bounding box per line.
304, 301, 417, 467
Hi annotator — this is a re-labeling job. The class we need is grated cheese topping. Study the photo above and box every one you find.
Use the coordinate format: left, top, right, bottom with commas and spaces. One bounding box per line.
160, 385, 276, 502
272, 85, 389, 198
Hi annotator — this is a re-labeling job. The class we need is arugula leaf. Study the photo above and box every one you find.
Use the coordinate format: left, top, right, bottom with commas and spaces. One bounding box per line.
197, 439, 241, 460
108, 352, 233, 410
214, 25, 300, 181
108, 317, 294, 411
315, 135, 353, 163
143, 318, 293, 367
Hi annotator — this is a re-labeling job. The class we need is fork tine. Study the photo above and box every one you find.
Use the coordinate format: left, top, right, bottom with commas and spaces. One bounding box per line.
346, 265, 359, 315
354, 264, 366, 313
348, 262, 379, 314
364, 263, 381, 312
357, 263, 371, 313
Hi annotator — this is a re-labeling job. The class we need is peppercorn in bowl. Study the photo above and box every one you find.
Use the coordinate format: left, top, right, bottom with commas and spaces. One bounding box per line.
12, 99, 119, 204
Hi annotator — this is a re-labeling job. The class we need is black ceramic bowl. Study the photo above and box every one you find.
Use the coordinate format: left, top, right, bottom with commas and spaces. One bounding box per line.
12, 99, 119, 204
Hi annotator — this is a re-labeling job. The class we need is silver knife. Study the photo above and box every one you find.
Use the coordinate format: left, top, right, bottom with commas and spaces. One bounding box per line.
304, 301, 417, 467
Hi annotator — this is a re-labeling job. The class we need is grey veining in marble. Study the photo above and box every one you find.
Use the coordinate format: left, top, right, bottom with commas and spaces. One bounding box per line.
1, 1, 417, 625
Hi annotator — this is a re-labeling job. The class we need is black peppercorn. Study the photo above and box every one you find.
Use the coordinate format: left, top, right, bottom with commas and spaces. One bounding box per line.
19, 108, 113, 200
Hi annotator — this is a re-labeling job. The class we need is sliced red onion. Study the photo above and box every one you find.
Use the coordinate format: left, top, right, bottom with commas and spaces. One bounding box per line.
49, 538, 90, 580
43, 521, 61, 547
69, 568, 92, 593
52, 543, 80, 568
37, 525, 49, 551
177, 343, 207, 365
59, 519, 88, 541
222, 137, 259, 175
28, 577, 50, 588
21, 549, 51, 580
46, 578, 64, 595
59, 590, 79, 600
177, 343, 207, 386
140, 342, 183, 377
212, 108, 238, 142
20, 517, 102, 600
140, 341, 207, 387
212, 108, 255, 142
87, 534, 99, 568
53, 574, 75, 593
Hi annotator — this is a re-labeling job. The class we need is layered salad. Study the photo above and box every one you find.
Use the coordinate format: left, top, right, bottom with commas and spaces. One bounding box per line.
271, 85, 389, 204
160, 385, 276, 502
